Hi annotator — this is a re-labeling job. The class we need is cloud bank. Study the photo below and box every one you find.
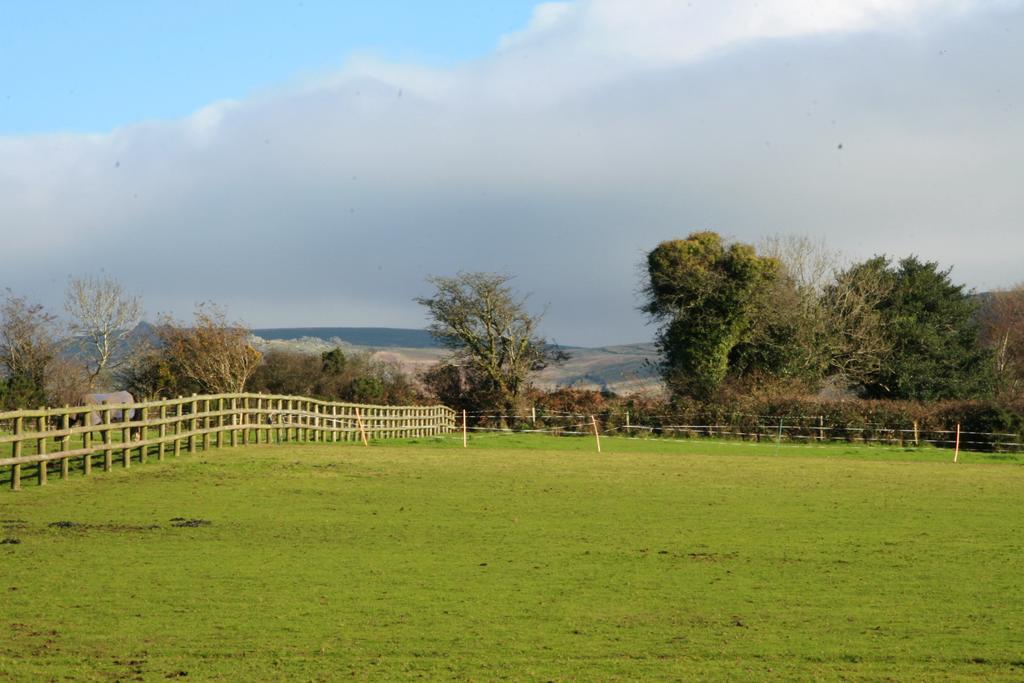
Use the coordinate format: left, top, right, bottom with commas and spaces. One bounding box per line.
1, 0, 1022, 346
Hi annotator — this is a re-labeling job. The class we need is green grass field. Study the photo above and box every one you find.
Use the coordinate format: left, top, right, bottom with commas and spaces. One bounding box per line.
2, 435, 1023, 680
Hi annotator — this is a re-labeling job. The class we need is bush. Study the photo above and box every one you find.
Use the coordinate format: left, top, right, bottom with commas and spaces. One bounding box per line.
247, 348, 424, 406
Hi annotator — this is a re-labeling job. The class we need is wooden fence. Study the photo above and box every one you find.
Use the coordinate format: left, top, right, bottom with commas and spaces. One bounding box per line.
0, 393, 456, 491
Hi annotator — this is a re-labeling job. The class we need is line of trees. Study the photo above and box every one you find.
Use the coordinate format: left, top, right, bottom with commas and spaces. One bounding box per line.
0, 281, 430, 410
3, 238, 1022, 418
641, 232, 1023, 404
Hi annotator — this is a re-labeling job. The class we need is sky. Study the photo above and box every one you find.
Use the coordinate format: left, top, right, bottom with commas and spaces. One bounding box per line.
1, 0, 1022, 347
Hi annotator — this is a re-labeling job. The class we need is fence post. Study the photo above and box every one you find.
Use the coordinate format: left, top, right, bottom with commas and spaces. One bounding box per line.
242, 396, 251, 446
274, 398, 282, 443
283, 398, 290, 443
122, 405, 131, 469
83, 411, 92, 476
174, 397, 183, 457
215, 397, 224, 448
256, 396, 264, 444
60, 410, 70, 480
591, 415, 602, 453
103, 404, 113, 471
11, 415, 23, 491
188, 395, 197, 454
202, 398, 212, 452
310, 401, 317, 442
315, 402, 322, 443
818, 415, 825, 442
954, 423, 961, 463
284, 399, 291, 442
913, 420, 920, 446
158, 403, 167, 461
252, 396, 258, 444
37, 409, 48, 486
230, 397, 238, 448
137, 404, 146, 462
298, 400, 304, 442
256, 396, 263, 444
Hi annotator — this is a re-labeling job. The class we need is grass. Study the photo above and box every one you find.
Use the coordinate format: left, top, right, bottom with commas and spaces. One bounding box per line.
2, 434, 1023, 680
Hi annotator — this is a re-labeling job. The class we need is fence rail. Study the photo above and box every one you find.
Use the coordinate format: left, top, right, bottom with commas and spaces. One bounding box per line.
1, 393, 456, 491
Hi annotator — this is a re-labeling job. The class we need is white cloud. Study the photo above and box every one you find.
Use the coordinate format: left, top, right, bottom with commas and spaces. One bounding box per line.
1, 0, 1022, 345
497, 0, 981, 64
498, 2, 577, 50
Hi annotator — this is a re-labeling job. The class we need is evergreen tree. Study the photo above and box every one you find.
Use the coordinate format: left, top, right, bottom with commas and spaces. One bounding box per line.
851, 256, 995, 400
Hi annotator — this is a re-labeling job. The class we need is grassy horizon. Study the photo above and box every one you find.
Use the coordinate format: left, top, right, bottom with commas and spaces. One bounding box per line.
2, 437, 1023, 679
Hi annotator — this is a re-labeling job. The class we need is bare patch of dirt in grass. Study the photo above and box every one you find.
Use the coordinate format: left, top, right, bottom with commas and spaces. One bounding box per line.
45, 520, 162, 533
169, 518, 211, 528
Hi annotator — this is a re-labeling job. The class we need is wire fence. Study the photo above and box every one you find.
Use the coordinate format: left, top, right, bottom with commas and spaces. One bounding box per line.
452, 409, 1024, 453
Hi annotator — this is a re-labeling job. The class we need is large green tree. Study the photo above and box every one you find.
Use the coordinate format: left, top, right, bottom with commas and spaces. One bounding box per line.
642, 232, 778, 399
849, 256, 995, 400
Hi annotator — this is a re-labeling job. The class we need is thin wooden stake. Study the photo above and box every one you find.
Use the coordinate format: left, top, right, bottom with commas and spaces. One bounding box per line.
230, 397, 239, 447
158, 404, 167, 461
37, 410, 48, 486
954, 423, 961, 463
332, 404, 338, 442
188, 395, 197, 454
174, 397, 183, 457
122, 406, 131, 469
591, 415, 601, 453
462, 409, 468, 448
103, 404, 113, 471
11, 415, 23, 491
355, 408, 369, 447
83, 423, 92, 476
60, 410, 70, 480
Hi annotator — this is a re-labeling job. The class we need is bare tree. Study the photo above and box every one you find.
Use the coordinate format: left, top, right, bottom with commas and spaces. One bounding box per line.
760, 234, 838, 295
756, 235, 893, 390
0, 290, 61, 407
821, 259, 894, 388
156, 303, 262, 394
415, 272, 563, 415
65, 275, 143, 387
45, 357, 93, 408
979, 283, 1024, 401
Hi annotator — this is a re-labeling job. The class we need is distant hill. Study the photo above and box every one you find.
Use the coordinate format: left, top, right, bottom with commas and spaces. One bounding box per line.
249, 327, 662, 395
252, 327, 440, 349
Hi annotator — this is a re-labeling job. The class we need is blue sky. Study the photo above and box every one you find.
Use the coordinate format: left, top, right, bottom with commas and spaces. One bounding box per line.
0, 0, 537, 134
1, 0, 1022, 346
